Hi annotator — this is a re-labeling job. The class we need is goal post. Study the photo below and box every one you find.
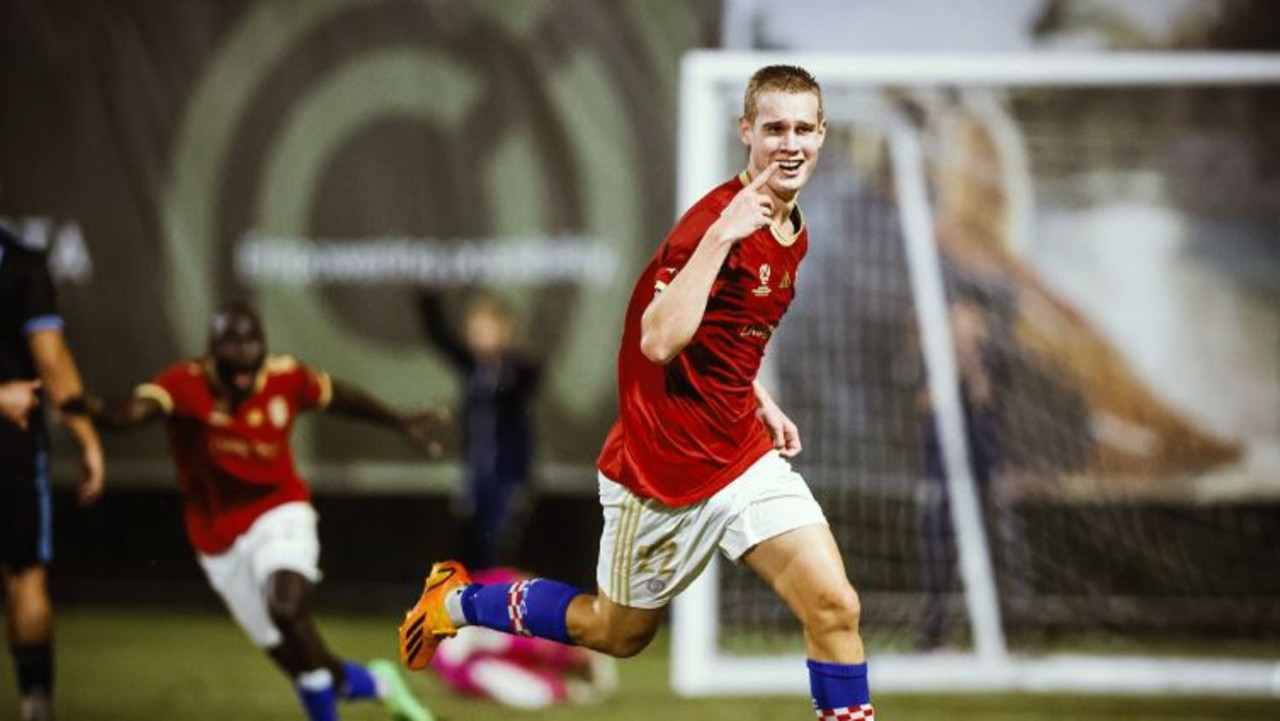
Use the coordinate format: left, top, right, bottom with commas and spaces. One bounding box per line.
672, 50, 1280, 697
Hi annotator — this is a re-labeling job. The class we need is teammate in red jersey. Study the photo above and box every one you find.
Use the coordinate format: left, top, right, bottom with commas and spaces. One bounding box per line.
399, 65, 874, 719
88, 301, 439, 721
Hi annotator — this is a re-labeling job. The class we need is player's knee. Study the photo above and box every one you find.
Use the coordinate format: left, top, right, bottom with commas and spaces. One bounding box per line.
804, 583, 862, 638
267, 593, 306, 626
6, 564, 46, 595
6, 569, 51, 614
266, 584, 309, 626
600, 635, 651, 659
265, 571, 313, 626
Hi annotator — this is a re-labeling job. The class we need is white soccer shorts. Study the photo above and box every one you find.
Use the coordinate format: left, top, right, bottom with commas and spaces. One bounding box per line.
595, 450, 828, 609
197, 501, 323, 648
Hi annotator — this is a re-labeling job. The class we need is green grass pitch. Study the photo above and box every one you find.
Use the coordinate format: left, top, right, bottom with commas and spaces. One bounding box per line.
1, 606, 1277, 720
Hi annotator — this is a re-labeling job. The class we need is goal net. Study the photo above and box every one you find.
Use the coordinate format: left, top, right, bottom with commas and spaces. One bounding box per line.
672, 51, 1280, 697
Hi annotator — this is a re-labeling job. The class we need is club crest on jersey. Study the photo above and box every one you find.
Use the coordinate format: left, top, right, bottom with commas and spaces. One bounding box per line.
753, 263, 772, 297
268, 396, 290, 429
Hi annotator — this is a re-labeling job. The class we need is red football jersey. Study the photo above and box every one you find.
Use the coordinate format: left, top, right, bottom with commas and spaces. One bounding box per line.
597, 172, 808, 505
136, 355, 332, 553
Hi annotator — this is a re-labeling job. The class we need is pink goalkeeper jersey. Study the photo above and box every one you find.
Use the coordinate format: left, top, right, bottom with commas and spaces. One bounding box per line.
597, 172, 807, 506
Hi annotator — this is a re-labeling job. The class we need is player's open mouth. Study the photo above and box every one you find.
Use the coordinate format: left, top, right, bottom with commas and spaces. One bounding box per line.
778, 159, 803, 174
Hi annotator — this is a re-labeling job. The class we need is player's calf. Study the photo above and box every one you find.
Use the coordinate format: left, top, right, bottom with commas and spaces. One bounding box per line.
565, 595, 662, 658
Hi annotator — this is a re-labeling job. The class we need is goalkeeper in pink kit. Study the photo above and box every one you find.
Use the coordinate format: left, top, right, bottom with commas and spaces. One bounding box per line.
400, 65, 875, 720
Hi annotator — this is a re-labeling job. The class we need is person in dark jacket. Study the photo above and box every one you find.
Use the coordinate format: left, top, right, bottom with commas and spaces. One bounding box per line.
420, 290, 541, 570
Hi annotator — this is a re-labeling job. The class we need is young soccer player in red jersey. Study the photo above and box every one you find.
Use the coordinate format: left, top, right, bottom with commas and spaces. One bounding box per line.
400, 65, 875, 719
89, 301, 441, 721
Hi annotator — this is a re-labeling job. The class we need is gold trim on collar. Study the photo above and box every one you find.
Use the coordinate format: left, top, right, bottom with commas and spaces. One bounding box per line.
770, 204, 803, 247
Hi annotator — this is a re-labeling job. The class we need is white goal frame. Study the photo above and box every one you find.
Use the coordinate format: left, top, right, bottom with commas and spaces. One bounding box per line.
671, 50, 1280, 698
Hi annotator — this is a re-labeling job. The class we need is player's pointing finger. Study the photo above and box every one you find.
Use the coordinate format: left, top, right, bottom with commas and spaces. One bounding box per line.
748, 162, 777, 190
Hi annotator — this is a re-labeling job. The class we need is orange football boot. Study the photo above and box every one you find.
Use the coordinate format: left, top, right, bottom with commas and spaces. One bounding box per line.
399, 560, 473, 670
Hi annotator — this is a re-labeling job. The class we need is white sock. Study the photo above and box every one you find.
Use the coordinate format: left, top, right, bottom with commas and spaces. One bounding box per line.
444, 587, 469, 627
296, 668, 334, 691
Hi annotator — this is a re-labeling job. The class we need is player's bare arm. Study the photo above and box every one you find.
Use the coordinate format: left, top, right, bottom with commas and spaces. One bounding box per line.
29, 328, 106, 505
640, 162, 779, 364
326, 378, 450, 458
85, 393, 166, 429
753, 379, 802, 458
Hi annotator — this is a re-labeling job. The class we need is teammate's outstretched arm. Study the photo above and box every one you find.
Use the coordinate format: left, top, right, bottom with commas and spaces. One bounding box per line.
29, 329, 105, 505
326, 379, 450, 458
84, 392, 165, 429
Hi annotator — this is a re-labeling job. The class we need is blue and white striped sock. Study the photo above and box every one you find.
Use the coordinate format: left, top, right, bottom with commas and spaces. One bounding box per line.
458, 578, 582, 644
808, 659, 874, 720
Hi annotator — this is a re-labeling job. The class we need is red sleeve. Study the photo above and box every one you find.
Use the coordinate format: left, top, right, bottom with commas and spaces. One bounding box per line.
136, 361, 202, 417
289, 359, 332, 412
652, 206, 720, 295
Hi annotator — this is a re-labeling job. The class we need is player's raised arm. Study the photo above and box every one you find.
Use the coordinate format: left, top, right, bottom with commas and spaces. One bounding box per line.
418, 289, 472, 370
640, 163, 778, 365
326, 378, 451, 458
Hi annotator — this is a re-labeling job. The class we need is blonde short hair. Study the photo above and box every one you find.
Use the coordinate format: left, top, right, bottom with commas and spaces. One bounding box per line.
742, 65, 823, 122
